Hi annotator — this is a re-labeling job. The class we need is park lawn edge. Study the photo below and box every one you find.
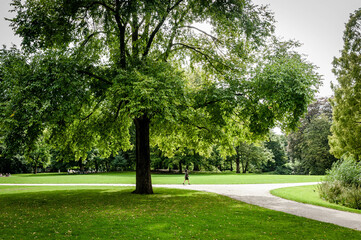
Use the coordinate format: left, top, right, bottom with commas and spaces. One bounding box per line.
270, 184, 361, 214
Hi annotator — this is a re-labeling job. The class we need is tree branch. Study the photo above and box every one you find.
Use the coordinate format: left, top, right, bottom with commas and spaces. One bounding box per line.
82, 97, 104, 121
77, 69, 112, 85
143, 0, 184, 58
172, 43, 230, 73
80, 31, 104, 48
182, 26, 220, 43
87, 1, 115, 13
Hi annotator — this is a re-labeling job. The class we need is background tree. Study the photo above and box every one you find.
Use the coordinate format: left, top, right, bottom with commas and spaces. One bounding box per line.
287, 98, 337, 174
1, 0, 320, 193
262, 132, 287, 173
25, 137, 51, 174
329, 8, 361, 160
236, 142, 273, 173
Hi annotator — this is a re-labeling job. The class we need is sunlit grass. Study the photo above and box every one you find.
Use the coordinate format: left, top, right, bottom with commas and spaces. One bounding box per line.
271, 185, 361, 214
0, 186, 360, 239
0, 172, 323, 184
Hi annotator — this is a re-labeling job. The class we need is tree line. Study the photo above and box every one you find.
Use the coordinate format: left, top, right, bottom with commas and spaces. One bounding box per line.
0, 96, 337, 176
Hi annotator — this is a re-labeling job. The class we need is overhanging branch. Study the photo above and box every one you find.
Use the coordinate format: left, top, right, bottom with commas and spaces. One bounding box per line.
77, 69, 112, 85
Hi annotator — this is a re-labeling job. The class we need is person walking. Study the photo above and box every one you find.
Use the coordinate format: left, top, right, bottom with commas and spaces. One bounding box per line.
183, 168, 190, 185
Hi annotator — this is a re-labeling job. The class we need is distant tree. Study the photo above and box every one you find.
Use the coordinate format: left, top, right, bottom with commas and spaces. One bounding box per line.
329, 8, 361, 160
263, 132, 287, 173
235, 142, 273, 173
287, 98, 337, 174
301, 115, 337, 174
25, 137, 51, 174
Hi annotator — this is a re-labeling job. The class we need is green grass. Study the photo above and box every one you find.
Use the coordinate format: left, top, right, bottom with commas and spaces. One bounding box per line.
271, 185, 361, 214
1, 185, 361, 239
0, 172, 323, 184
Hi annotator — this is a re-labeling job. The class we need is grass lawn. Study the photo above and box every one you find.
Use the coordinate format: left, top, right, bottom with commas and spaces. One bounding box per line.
271, 185, 361, 214
1, 185, 361, 239
0, 172, 323, 184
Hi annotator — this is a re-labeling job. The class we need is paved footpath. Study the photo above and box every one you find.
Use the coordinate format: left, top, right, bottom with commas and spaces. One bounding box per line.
2, 182, 361, 231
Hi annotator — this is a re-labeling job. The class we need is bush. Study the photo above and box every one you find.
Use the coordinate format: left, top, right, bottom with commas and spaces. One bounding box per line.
324, 158, 361, 187
318, 157, 361, 209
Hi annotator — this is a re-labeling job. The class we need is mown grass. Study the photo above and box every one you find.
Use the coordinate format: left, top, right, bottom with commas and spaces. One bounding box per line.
0, 172, 323, 184
271, 185, 361, 214
1, 185, 361, 239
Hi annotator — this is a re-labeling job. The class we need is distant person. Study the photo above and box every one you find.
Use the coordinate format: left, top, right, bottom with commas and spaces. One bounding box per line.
183, 169, 190, 185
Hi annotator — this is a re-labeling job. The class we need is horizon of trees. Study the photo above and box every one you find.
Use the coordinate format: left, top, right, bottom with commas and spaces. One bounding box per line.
1, 97, 338, 176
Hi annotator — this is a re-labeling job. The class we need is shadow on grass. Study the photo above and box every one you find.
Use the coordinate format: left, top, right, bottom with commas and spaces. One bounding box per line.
1, 187, 361, 239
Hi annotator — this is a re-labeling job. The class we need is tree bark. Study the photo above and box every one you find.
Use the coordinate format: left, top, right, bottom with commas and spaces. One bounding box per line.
242, 161, 249, 173
179, 162, 182, 174
79, 158, 84, 174
193, 162, 200, 171
236, 152, 240, 173
133, 116, 153, 194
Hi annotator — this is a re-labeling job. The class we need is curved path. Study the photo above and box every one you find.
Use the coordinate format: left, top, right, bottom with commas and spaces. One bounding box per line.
2, 182, 361, 231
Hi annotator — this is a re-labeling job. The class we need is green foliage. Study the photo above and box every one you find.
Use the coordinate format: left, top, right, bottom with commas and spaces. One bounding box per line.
1, 0, 321, 187
236, 141, 274, 173
287, 98, 337, 175
319, 157, 361, 209
324, 157, 361, 187
25, 135, 51, 173
263, 132, 287, 173
329, 7, 361, 160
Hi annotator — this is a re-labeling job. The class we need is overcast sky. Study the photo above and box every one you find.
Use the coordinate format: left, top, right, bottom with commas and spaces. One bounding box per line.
1, 0, 360, 98
253, 0, 360, 98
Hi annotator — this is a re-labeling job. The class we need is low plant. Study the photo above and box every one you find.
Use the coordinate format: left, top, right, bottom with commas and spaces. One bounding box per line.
318, 157, 361, 209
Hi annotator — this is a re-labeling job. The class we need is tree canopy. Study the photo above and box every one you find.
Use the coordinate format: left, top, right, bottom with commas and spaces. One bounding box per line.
0, 0, 321, 193
330, 7, 361, 160
287, 98, 337, 174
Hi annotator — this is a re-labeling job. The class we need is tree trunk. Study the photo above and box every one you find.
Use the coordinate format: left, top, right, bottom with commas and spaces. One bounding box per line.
230, 158, 233, 172
179, 162, 182, 174
242, 161, 249, 173
193, 162, 200, 171
236, 154, 240, 173
133, 116, 153, 194
79, 158, 84, 174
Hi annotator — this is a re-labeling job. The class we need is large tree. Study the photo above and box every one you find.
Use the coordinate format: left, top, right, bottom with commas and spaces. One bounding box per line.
0, 0, 320, 193
329, 7, 361, 160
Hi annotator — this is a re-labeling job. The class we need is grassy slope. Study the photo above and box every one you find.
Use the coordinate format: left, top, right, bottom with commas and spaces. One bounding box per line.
1, 185, 361, 239
271, 185, 361, 214
0, 172, 323, 184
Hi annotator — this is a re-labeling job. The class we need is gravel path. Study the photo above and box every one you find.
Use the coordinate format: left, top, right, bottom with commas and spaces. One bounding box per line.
2, 182, 361, 231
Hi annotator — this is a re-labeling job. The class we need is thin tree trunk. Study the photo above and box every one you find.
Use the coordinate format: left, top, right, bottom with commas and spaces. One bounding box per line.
193, 162, 200, 171
179, 162, 182, 174
236, 153, 240, 174
133, 116, 153, 194
79, 158, 84, 174
243, 161, 249, 173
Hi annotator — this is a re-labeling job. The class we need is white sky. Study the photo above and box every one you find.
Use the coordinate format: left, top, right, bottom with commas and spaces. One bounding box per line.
1, 0, 360, 98
253, 0, 360, 98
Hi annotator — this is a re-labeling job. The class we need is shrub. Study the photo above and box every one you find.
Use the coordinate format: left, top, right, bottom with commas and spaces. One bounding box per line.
318, 157, 361, 209
324, 158, 361, 187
